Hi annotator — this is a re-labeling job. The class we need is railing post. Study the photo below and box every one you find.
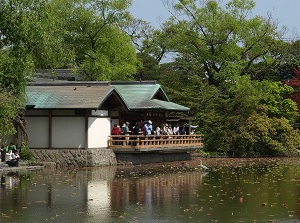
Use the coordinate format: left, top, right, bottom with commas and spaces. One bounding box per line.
136, 136, 140, 151
107, 136, 111, 147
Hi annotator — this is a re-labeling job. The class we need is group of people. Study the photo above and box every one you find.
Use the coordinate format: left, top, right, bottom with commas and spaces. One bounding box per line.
111, 122, 132, 135
111, 120, 190, 137
110, 120, 196, 146
111, 120, 153, 136
0, 142, 20, 167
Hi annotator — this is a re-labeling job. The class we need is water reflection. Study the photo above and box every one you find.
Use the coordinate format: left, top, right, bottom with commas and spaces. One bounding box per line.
1, 171, 21, 189
0, 158, 300, 223
87, 166, 117, 221
0, 167, 116, 223
110, 168, 208, 223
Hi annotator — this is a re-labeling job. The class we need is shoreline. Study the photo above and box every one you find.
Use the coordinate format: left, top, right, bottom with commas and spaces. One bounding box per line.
0, 161, 44, 172
0, 157, 297, 172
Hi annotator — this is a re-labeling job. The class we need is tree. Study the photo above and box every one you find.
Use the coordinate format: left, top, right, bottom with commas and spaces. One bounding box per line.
0, 88, 21, 143
0, 0, 45, 144
0, 0, 74, 75
0, 0, 139, 82
53, 0, 138, 80
203, 77, 299, 156
285, 68, 300, 128
156, 0, 300, 156
0, 0, 138, 143
236, 112, 300, 157
123, 18, 170, 80
162, 0, 286, 85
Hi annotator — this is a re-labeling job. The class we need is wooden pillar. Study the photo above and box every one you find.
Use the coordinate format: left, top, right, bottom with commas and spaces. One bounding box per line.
49, 110, 52, 149
85, 110, 89, 149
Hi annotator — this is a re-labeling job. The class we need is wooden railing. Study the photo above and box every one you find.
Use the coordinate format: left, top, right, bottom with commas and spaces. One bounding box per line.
108, 134, 203, 152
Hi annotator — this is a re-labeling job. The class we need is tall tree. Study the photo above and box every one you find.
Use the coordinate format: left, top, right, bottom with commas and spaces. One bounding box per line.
53, 0, 138, 80
0, 0, 48, 143
162, 0, 286, 85
157, 0, 300, 156
285, 68, 300, 118
0, 0, 138, 143
123, 18, 168, 80
0, 88, 22, 141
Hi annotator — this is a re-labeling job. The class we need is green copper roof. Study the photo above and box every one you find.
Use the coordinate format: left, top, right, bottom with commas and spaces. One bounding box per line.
26, 81, 190, 112
26, 84, 112, 109
111, 84, 189, 111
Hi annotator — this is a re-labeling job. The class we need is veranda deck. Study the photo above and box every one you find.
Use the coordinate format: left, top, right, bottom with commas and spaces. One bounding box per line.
108, 134, 203, 153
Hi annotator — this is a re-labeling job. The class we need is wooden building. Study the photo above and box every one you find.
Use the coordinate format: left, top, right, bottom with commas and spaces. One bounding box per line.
24, 81, 192, 150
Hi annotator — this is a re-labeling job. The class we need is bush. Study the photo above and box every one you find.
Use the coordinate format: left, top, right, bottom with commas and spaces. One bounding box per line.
235, 113, 300, 157
20, 142, 34, 161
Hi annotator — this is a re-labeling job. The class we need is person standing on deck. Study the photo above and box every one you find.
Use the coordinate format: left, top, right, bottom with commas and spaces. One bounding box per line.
123, 122, 131, 145
144, 120, 153, 136
155, 125, 161, 136
132, 122, 144, 146
173, 124, 180, 135
111, 124, 121, 135
133, 122, 143, 135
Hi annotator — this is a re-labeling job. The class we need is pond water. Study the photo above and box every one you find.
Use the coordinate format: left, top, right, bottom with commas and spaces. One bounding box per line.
1, 158, 300, 223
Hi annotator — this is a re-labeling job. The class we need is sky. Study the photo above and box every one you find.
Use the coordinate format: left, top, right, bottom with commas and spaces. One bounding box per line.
130, 0, 300, 40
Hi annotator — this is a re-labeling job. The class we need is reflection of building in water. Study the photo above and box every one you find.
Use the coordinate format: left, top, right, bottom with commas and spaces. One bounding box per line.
87, 181, 110, 219
3, 172, 20, 189
0, 167, 117, 222
110, 171, 207, 210
0, 172, 26, 210
86, 166, 116, 221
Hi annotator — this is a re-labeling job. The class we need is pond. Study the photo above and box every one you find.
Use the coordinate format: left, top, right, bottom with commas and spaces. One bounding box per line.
0, 158, 300, 223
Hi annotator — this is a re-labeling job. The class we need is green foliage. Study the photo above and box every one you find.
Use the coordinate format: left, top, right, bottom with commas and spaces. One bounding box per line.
162, 0, 285, 85
236, 113, 300, 157
226, 78, 298, 123
259, 81, 298, 122
0, 50, 34, 97
199, 78, 300, 156
135, 53, 160, 81
20, 142, 35, 161
0, 0, 137, 84
154, 0, 300, 157
0, 0, 65, 74
0, 89, 21, 141
53, 0, 137, 80
0, 0, 299, 159
0, 0, 137, 142
78, 27, 138, 81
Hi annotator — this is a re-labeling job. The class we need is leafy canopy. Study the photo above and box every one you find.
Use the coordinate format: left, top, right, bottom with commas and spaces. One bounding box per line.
0, 0, 138, 142
153, 0, 300, 156
163, 0, 286, 85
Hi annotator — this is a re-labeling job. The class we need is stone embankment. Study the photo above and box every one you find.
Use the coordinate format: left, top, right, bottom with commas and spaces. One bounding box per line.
31, 148, 117, 167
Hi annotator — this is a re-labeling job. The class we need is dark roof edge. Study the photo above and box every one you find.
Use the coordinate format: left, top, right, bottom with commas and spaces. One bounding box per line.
26, 81, 110, 86
26, 80, 157, 86
110, 80, 157, 85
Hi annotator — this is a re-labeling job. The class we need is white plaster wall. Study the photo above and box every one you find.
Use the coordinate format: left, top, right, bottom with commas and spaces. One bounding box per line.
88, 117, 110, 148
52, 117, 85, 148
26, 117, 49, 148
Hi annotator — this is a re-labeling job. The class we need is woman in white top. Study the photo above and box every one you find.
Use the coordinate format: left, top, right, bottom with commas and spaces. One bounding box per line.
5, 150, 18, 167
